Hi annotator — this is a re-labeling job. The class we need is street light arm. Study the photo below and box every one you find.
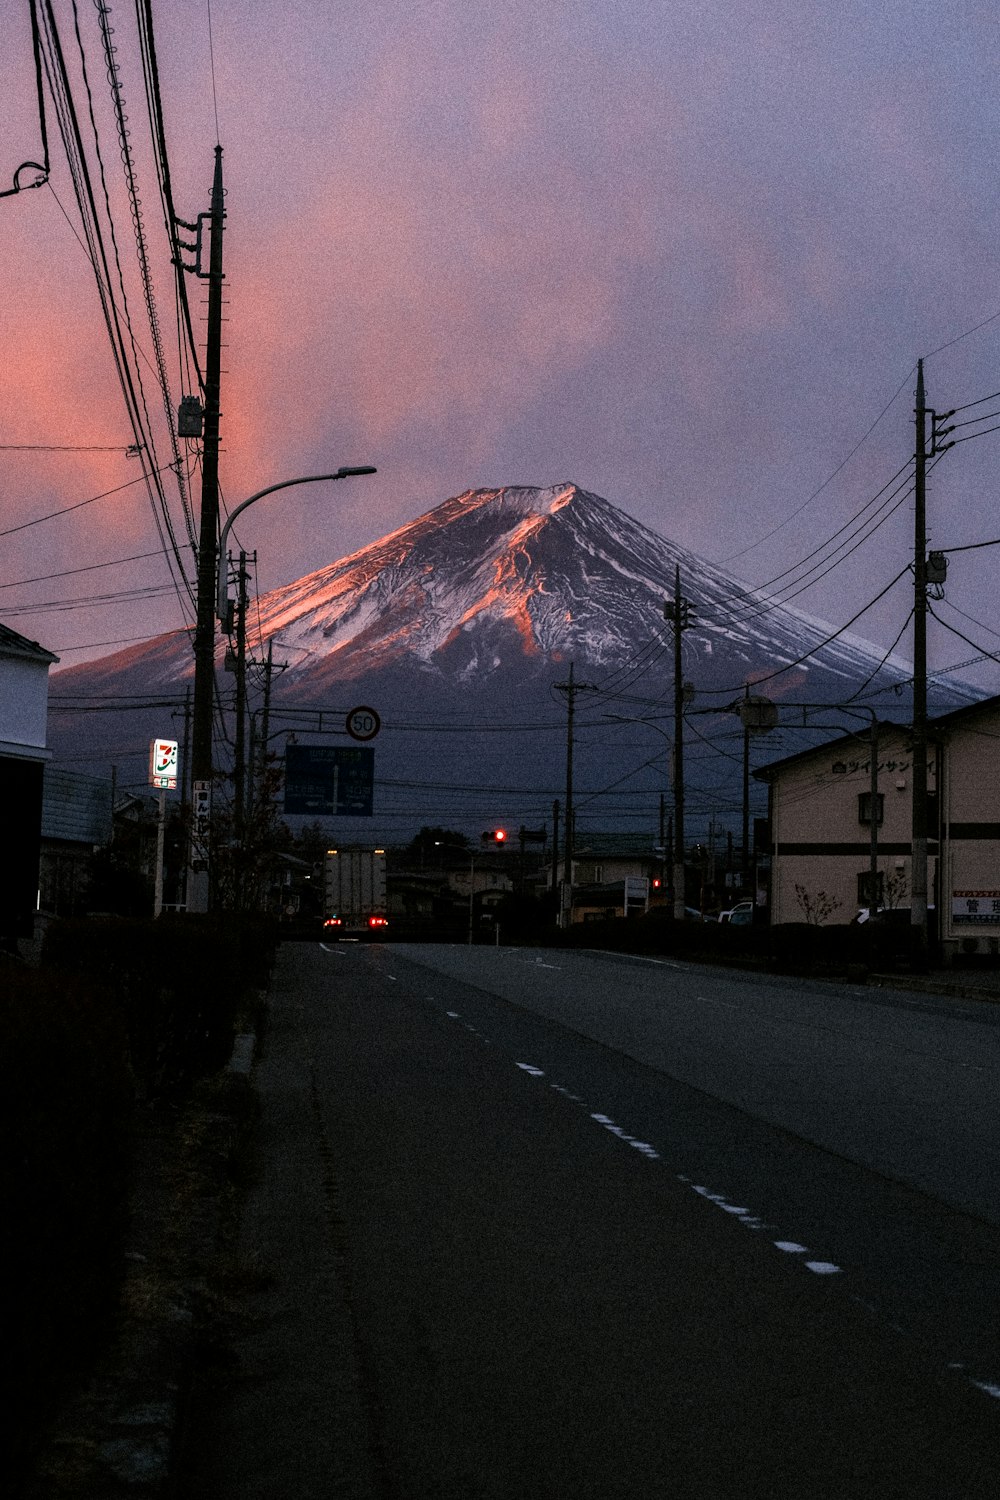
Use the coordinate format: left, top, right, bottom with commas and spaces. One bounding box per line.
216, 467, 376, 619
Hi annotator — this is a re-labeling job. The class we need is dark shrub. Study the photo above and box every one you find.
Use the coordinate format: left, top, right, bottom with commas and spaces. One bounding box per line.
0, 967, 133, 1469
41, 914, 275, 1099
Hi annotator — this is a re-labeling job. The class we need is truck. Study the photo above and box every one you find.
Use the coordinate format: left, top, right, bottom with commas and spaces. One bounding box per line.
323, 847, 388, 939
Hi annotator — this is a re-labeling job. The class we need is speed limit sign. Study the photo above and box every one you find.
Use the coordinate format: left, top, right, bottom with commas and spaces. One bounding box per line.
345, 705, 381, 742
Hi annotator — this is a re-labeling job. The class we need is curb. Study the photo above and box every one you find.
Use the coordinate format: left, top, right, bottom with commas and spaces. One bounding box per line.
869, 972, 1000, 1006
23, 1030, 258, 1499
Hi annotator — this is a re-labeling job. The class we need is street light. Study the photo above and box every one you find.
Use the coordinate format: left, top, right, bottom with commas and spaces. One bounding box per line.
216, 467, 377, 621
189, 465, 375, 914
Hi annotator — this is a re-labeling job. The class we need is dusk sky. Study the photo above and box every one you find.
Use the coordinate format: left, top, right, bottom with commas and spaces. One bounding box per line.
4, 0, 1000, 691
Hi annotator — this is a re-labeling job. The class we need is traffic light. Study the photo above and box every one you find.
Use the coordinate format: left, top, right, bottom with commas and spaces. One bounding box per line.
481, 829, 507, 845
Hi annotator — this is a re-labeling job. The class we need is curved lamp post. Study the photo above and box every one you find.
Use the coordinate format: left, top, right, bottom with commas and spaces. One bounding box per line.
187, 465, 375, 915
216, 466, 376, 620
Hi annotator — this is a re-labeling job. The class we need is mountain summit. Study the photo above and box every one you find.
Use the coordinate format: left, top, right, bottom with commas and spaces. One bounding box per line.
211, 480, 916, 697
48, 483, 972, 837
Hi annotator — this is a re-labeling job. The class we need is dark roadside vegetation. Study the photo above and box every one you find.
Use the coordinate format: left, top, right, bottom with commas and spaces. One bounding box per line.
351, 895, 950, 980
559, 908, 942, 978
0, 914, 275, 1497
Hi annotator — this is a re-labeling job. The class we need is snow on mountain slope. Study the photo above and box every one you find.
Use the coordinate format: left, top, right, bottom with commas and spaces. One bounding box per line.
47, 483, 977, 837
229, 481, 914, 693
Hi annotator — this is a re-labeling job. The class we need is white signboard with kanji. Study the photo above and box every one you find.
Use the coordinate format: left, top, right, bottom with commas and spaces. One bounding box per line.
952, 890, 1000, 925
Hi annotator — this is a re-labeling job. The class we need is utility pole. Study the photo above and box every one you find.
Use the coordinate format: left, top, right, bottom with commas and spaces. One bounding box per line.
550, 798, 560, 910
189, 145, 225, 912
911, 360, 929, 965
664, 565, 693, 920
554, 663, 595, 929
179, 688, 192, 820
659, 791, 666, 867
741, 687, 751, 894
233, 550, 249, 832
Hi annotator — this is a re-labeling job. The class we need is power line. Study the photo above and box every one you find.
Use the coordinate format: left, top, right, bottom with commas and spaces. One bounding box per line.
35, 2, 195, 622
842, 608, 914, 704
733, 458, 914, 609
205, 0, 222, 145
0, 463, 177, 538
0, 442, 131, 451
0, 550, 163, 589
927, 603, 1000, 669
49, 632, 176, 654
720, 363, 916, 565
925, 307, 1000, 360
2, 583, 178, 617
699, 564, 914, 698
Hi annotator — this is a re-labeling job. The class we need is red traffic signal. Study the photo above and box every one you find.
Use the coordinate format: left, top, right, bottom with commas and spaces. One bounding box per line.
481, 829, 507, 844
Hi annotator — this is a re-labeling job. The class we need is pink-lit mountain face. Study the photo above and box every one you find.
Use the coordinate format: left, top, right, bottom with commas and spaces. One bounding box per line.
55, 481, 919, 693
47, 483, 972, 837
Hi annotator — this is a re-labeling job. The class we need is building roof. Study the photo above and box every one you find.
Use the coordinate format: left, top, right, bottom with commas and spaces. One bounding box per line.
753, 692, 1000, 782
41, 768, 113, 845
0, 620, 59, 665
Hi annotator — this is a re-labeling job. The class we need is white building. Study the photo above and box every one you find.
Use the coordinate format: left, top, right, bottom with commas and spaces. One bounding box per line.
0, 623, 59, 946
755, 695, 1000, 960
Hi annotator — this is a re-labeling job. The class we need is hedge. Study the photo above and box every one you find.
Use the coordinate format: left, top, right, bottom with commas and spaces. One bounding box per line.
0, 965, 133, 1475
41, 913, 275, 1100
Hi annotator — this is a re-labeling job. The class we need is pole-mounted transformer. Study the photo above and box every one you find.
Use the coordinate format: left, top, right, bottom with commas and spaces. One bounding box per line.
177, 394, 203, 437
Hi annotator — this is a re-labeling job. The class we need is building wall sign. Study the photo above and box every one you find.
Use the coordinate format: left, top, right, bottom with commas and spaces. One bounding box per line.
952, 890, 1000, 925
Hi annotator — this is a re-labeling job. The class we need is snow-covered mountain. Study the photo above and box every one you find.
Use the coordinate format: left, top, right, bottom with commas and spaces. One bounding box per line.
47, 483, 975, 839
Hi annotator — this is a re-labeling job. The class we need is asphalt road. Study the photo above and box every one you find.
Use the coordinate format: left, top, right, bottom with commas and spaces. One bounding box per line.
179, 943, 1000, 1498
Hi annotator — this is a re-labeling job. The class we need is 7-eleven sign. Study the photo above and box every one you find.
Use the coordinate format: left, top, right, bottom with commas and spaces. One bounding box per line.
149, 738, 178, 790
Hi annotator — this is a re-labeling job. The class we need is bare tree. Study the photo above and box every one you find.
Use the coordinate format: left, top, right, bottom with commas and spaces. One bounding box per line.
794, 883, 842, 926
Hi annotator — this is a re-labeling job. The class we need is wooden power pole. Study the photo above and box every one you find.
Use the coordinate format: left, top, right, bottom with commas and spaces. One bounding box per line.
911, 359, 929, 965
189, 145, 226, 911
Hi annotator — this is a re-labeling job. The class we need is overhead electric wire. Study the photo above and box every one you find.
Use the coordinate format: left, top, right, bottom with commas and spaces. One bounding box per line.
699, 564, 913, 698
70, 0, 193, 608
925, 308, 1000, 360
941, 537, 1000, 555
950, 421, 1000, 448
842, 607, 914, 704
731, 458, 914, 610
50, 632, 176, 653
95, 0, 197, 553
2, 582, 178, 616
934, 597, 1000, 646
0, 550, 163, 589
136, 0, 205, 392
0, 442, 131, 451
36, 2, 193, 620
0, 462, 177, 537
948, 389, 1000, 415
720, 362, 917, 566
947, 408, 1000, 432
927, 604, 1000, 668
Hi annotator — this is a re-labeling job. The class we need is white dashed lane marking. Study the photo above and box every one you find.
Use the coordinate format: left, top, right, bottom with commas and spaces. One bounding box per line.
438, 1004, 999, 1403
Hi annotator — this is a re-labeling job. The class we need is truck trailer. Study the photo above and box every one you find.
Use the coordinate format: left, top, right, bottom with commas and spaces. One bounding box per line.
323, 847, 388, 938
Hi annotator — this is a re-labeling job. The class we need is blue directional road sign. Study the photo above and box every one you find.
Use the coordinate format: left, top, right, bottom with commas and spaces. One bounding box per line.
283, 745, 374, 816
